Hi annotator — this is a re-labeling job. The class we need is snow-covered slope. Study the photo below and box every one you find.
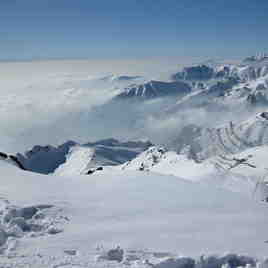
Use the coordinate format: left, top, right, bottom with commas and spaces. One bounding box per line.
1, 160, 268, 267
121, 146, 214, 181
120, 144, 268, 197
54, 146, 95, 176
178, 112, 268, 161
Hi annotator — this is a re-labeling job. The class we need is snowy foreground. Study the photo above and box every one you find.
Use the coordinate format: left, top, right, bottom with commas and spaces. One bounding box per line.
1, 161, 268, 267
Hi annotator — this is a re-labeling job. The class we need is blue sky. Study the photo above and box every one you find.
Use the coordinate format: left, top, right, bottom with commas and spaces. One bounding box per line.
0, 0, 268, 60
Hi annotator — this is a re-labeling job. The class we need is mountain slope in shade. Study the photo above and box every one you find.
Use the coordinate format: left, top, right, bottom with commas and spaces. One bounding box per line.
116, 80, 191, 100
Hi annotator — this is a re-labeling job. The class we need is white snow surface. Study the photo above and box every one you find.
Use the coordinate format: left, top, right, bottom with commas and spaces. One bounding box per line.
121, 146, 214, 181
1, 160, 268, 267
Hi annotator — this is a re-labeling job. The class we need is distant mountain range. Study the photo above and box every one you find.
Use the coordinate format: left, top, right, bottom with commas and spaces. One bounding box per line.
4, 55, 268, 185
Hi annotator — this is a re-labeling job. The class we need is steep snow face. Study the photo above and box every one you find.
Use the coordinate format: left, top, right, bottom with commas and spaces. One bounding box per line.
17, 139, 152, 175
116, 80, 191, 100
1, 160, 268, 267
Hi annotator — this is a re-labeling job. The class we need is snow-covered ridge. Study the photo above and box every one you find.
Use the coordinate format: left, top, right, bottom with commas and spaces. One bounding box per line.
17, 138, 153, 175
167, 58, 268, 110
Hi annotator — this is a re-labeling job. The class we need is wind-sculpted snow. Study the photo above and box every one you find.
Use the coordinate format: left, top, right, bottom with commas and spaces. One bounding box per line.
0, 199, 68, 256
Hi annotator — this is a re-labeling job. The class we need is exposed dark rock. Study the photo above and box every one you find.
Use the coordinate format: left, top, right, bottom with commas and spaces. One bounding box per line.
107, 246, 124, 262
256, 83, 266, 91
0, 228, 7, 247
0, 152, 8, 159
19, 206, 38, 220
9, 155, 26, 170
47, 226, 62, 235
221, 254, 256, 268
64, 250, 78, 256
260, 112, 268, 120
215, 66, 231, 78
